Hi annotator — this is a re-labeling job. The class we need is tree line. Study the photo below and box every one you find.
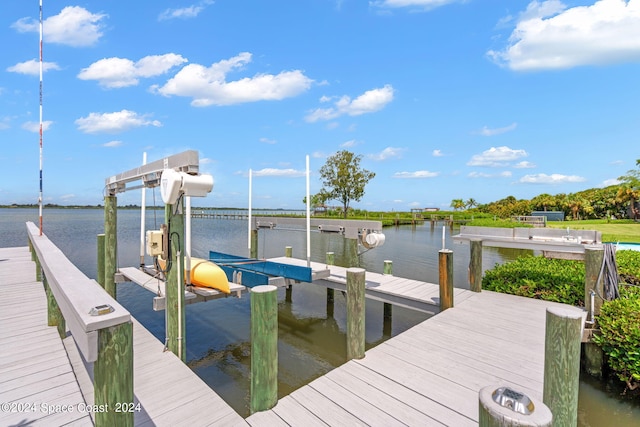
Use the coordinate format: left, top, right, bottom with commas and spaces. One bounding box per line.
454, 159, 640, 220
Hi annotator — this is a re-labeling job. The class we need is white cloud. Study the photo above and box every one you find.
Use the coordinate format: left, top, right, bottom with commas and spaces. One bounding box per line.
159, 1, 214, 21
519, 173, 586, 184
0, 117, 11, 130
372, 0, 461, 11
252, 168, 306, 177
369, 146, 405, 161
476, 122, 517, 136
103, 140, 122, 148
60, 194, 75, 201
432, 149, 444, 157
467, 146, 528, 167
515, 161, 536, 168
305, 85, 394, 122
468, 171, 513, 178
393, 170, 440, 178
78, 54, 187, 88
22, 121, 53, 133
75, 110, 162, 134
7, 60, 61, 76
259, 137, 276, 144
601, 178, 621, 186
341, 139, 360, 148
12, 6, 107, 47
153, 52, 313, 106
489, 0, 640, 70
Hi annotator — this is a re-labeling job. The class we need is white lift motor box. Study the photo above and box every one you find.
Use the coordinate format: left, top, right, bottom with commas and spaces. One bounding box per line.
146, 230, 164, 257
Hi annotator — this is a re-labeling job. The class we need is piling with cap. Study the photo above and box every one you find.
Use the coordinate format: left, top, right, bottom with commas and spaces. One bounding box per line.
250, 285, 278, 413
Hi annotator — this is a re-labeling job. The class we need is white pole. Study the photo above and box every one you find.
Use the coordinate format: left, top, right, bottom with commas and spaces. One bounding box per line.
177, 250, 183, 358
185, 196, 192, 285
306, 155, 311, 267
38, 0, 44, 235
248, 168, 253, 255
442, 225, 446, 250
139, 152, 147, 267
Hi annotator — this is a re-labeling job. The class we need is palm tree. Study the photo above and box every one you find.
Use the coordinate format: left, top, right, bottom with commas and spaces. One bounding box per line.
450, 199, 465, 211
465, 198, 477, 209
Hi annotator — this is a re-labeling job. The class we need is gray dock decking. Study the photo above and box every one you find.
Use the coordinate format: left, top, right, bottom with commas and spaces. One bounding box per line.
0, 246, 92, 426
2, 245, 585, 426
1, 246, 246, 427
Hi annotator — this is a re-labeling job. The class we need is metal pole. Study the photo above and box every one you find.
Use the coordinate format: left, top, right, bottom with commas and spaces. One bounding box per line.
306, 155, 310, 267
38, 0, 44, 235
248, 169, 252, 256
139, 152, 147, 267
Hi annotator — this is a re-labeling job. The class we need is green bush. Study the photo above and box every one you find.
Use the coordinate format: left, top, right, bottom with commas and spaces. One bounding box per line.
482, 255, 585, 306
617, 250, 640, 286
592, 285, 640, 392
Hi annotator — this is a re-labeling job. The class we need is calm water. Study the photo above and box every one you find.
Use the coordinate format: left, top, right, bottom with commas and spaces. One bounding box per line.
1, 208, 638, 423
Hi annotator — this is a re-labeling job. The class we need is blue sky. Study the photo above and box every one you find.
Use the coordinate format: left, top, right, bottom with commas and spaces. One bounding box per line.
2, 0, 639, 210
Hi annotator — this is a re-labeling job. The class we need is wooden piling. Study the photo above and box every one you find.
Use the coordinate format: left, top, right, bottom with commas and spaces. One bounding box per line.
326, 252, 335, 317
543, 307, 582, 426
250, 228, 258, 259
383, 302, 392, 336
383, 260, 393, 275
469, 239, 483, 292
285, 246, 292, 257
94, 321, 134, 427
326, 251, 334, 266
346, 238, 359, 267
165, 202, 186, 362
97, 233, 105, 288
439, 249, 454, 311
584, 245, 604, 317
347, 267, 366, 360
45, 276, 65, 339
104, 196, 118, 299
250, 285, 278, 414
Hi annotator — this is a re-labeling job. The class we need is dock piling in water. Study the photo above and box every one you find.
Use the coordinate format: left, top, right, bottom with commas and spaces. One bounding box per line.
543, 306, 582, 426
469, 238, 483, 292
347, 267, 366, 360
438, 249, 454, 311
104, 196, 117, 299
251, 285, 278, 413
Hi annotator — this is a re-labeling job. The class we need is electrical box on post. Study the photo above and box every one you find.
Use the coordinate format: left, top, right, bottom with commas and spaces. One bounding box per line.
146, 230, 164, 257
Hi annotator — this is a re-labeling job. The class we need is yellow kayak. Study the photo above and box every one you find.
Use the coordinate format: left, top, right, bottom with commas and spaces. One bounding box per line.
158, 257, 230, 294
189, 257, 230, 294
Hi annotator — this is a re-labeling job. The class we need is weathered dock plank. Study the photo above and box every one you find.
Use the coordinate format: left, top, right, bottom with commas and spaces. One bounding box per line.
247, 277, 585, 426
0, 247, 93, 426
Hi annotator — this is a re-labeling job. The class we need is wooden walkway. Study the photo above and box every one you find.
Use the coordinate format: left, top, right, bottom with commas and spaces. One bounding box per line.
3, 245, 586, 426
0, 246, 246, 427
0, 246, 93, 426
247, 261, 585, 426
268, 257, 475, 314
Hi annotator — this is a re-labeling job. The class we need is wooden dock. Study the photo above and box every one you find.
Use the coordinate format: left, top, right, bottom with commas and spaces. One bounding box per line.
0, 246, 93, 426
247, 286, 585, 426
268, 257, 475, 314
0, 246, 246, 427
3, 239, 586, 426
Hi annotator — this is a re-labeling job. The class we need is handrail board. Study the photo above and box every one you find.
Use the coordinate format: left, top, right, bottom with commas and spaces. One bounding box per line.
26, 222, 130, 362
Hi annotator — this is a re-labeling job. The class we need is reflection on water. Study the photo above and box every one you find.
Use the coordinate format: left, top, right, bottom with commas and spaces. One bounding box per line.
2, 208, 639, 423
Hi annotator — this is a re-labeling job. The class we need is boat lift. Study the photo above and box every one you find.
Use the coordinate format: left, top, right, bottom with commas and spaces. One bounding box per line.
107, 150, 319, 310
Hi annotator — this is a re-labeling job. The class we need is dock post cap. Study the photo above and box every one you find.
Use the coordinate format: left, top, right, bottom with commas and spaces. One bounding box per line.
479, 385, 552, 426
346, 267, 366, 274
251, 285, 278, 294
546, 306, 583, 320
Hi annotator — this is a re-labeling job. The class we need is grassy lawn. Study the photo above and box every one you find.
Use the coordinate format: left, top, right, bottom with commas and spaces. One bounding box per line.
546, 220, 640, 243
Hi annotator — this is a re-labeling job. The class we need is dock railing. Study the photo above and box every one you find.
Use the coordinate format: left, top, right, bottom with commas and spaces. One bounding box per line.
26, 221, 134, 427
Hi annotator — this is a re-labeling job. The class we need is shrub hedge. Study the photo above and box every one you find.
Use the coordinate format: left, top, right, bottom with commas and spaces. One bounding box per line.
482, 249, 640, 392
